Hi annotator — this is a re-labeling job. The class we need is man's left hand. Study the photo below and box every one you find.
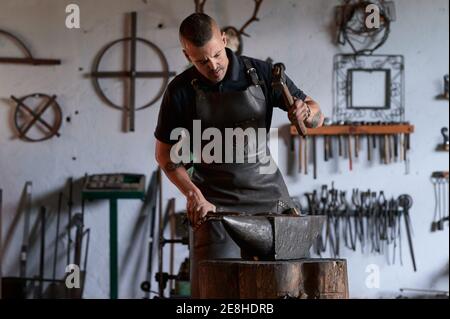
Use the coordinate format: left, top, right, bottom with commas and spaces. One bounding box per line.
288, 97, 310, 125
288, 97, 324, 129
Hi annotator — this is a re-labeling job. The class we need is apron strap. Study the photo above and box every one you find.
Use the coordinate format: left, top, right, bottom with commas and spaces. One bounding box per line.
242, 58, 262, 87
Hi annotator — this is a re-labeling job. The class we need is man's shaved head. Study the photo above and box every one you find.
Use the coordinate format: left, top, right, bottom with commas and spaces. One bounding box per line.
179, 13, 221, 48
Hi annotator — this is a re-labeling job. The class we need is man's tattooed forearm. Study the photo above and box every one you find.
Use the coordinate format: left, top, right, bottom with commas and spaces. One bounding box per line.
165, 161, 183, 172
310, 111, 323, 128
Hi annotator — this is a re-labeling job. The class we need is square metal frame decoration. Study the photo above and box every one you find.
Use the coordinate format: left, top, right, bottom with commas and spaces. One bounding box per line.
333, 54, 404, 123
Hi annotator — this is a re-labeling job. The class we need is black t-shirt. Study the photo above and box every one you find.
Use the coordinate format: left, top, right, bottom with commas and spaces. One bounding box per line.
154, 48, 307, 145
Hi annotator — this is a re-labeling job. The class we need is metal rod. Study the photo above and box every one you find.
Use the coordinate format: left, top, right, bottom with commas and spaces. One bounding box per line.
0, 57, 60, 65
304, 136, 308, 175
52, 192, 62, 281
157, 168, 163, 296
313, 136, 317, 179
142, 171, 158, 299
81, 228, 91, 298
38, 206, 46, 298
92, 71, 175, 78
67, 178, 73, 265
298, 135, 303, 173
347, 135, 353, 171
20, 182, 32, 279
169, 201, 176, 292
129, 12, 138, 132
0, 189, 3, 299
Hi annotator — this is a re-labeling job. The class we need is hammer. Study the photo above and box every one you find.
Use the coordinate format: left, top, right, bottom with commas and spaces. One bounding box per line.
272, 63, 308, 137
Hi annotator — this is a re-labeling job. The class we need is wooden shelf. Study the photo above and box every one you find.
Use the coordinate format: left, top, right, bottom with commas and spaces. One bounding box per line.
290, 124, 415, 136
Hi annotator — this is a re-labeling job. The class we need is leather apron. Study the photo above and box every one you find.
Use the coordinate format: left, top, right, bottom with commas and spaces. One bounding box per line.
189, 59, 294, 297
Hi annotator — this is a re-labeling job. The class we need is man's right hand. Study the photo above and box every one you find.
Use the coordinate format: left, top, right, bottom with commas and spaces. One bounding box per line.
186, 190, 216, 228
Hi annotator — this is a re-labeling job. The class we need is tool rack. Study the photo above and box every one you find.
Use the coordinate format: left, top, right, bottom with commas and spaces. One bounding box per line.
290, 124, 415, 136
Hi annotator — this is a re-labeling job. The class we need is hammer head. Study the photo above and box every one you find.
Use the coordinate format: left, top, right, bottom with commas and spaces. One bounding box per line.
271, 63, 287, 89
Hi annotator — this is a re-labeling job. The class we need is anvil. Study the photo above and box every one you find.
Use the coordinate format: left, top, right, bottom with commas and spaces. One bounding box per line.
206, 213, 325, 260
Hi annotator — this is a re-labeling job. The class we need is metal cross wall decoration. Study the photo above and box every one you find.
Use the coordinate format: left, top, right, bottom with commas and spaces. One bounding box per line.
0, 29, 61, 65
12, 93, 62, 142
91, 12, 176, 132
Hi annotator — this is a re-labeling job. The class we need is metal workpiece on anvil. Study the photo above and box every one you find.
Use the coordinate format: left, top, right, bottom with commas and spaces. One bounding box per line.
204, 213, 325, 261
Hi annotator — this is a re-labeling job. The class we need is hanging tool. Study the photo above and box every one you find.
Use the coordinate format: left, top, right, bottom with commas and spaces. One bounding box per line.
347, 133, 353, 171
169, 203, 176, 293
432, 172, 449, 230
69, 213, 84, 298
393, 133, 399, 161
54, 193, 62, 283
304, 136, 309, 175
298, 135, 303, 173
0, 189, 2, 299
45, 192, 63, 298
367, 130, 372, 162
156, 198, 179, 298
437, 127, 449, 152
289, 134, 296, 174
398, 194, 416, 272
67, 178, 73, 265
327, 121, 335, 160
338, 121, 345, 157
323, 118, 332, 162
272, 63, 308, 137
36, 206, 46, 299
354, 122, 360, 159
141, 170, 159, 299
379, 134, 385, 165
385, 133, 391, 164
20, 182, 32, 280
404, 126, 411, 174
432, 175, 441, 232
313, 136, 317, 179
340, 191, 355, 251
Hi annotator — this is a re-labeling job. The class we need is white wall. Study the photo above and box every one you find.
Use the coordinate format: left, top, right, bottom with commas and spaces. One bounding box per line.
0, 0, 448, 298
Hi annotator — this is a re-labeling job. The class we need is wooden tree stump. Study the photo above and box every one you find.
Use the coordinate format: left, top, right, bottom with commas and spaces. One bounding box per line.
199, 259, 349, 299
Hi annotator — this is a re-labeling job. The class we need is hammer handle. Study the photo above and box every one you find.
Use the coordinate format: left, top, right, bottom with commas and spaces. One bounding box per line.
281, 85, 308, 137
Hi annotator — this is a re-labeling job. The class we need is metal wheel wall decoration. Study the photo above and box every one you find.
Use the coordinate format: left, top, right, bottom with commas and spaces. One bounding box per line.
0, 29, 61, 65
336, 0, 395, 55
12, 93, 62, 142
333, 54, 404, 123
195, 0, 264, 56
91, 12, 176, 132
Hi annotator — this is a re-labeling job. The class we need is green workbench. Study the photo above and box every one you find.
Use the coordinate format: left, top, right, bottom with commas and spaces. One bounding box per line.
82, 174, 146, 299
